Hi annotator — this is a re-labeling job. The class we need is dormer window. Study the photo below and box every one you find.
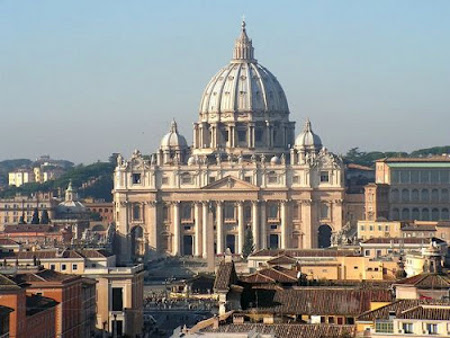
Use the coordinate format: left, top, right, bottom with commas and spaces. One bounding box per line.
132, 173, 141, 184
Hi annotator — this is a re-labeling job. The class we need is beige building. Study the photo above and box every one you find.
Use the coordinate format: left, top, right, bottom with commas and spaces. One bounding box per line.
365, 157, 450, 223
247, 248, 399, 281
113, 21, 348, 263
0, 249, 144, 337
8, 169, 35, 187
0, 192, 57, 225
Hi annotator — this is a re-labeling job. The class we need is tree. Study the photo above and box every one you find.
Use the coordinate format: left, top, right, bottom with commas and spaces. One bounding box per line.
41, 209, 50, 224
31, 208, 39, 224
242, 227, 254, 259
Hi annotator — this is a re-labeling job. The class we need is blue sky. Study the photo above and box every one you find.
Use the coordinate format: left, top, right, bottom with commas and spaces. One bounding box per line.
1, 0, 449, 163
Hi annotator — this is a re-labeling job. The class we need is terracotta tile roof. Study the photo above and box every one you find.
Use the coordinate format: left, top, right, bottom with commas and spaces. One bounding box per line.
272, 266, 299, 279
247, 287, 392, 316
202, 323, 355, 338
2, 249, 113, 260
14, 269, 80, 285
241, 272, 275, 284
258, 267, 298, 283
3, 224, 54, 233
394, 273, 450, 289
0, 238, 20, 245
251, 249, 358, 258
214, 260, 238, 291
347, 163, 374, 171
397, 304, 450, 320
26, 294, 58, 316
267, 255, 297, 265
357, 300, 448, 321
0, 274, 22, 291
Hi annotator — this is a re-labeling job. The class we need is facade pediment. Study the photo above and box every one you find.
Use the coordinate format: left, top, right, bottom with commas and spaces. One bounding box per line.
201, 176, 259, 191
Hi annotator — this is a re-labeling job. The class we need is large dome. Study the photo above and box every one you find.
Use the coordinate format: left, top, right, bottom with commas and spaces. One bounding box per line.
199, 21, 289, 116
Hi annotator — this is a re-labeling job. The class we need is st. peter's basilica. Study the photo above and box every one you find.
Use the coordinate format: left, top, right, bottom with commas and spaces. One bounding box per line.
113, 21, 347, 263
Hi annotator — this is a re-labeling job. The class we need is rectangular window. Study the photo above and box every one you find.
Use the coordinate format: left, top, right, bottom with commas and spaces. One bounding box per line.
50, 264, 56, 270
163, 205, 169, 222
244, 176, 251, 183
364, 249, 370, 257
132, 173, 141, 184
402, 323, 413, 334
268, 203, 279, 219
320, 171, 329, 183
292, 175, 299, 184
375, 321, 393, 333
378, 225, 382, 231
162, 177, 169, 185
181, 174, 192, 185
61, 264, 67, 271
237, 130, 246, 143
209, 177, 216, 184
426, 323, 437, 334
255, 129, 263, 142
72, 264, 78, 270
112, 288, 124, 311
268, 174, 278, 184
224, 204, 235, 220
181, 204, 192, 221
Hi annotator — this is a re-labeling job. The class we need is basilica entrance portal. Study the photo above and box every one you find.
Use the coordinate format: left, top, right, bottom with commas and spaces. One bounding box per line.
318, 224, 332, 248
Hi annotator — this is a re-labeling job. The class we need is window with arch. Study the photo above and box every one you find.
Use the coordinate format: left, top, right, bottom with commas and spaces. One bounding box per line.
421, 189, 429, 202
401, 189, 410, 203
132, 204, 141, 221
431, 189, 439, 203
431, 208, 439, 221
412, 208, 420, 220
401, 208, 410, 221
441, 189, 449, 203
441, 208, 449, 220
422, 208, 430, 221
391, 189, 399, 203
392, 208, 400, 220
411, 189, 419, 202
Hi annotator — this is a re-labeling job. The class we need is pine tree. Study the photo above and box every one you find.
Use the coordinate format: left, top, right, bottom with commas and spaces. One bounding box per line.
31, 208, 40, 224
242, 227, 254, 259
41, 209, 50, 224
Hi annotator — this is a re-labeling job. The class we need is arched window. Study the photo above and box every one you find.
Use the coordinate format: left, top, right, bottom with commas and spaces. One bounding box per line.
391, 189, 399, 203
132, 204, 141, 221
441, 189, 449, 203
401, 208, 410, 220
421, 189, 429, 202
392, 208, 400, 220
318, 224, 332, 248
441, 208, 449, 220
411, 189, 419, 202
431, 189, 439, 203
412, 208, 420, 220
422, 208, 430, 221
432, 208, 439, 221
401, 189, 410, 203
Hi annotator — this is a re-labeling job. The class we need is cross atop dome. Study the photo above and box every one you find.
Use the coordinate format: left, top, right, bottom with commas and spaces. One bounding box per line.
233, 19, 255, 62
170, 119, 178, 133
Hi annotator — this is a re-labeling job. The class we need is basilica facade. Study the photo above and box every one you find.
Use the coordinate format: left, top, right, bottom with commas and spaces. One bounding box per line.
113, 22, 346, 263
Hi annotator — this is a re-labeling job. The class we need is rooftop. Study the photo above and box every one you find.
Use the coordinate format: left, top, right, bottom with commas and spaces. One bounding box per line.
250, 249, 358, 258
26, 294, 58, 316
394, 273, 450, 289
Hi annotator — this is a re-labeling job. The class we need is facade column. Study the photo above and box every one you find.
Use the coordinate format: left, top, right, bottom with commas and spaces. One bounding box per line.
193, 123, 198, 149
148, 201, 158, 254
280, 200, 288, 249
202, 202, 209, 258
252, 201, 259, 250
199, 124, 204, 148
237, 202, 244, 254
260, 201, 267, 249
173, 202, 180, 255
302, 199, 313, 248
216, 201, 224, 255
194, 203, 201, 256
